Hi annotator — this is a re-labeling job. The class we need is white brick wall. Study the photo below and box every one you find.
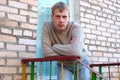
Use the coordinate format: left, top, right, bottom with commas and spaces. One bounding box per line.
79, 0, 120, 64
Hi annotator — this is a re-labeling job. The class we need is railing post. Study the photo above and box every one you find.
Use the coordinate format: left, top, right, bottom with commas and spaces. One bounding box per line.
61, 61, 64, 80
92, 72, 96, 80
22, 63, 26, 80
99, 66, 102, 80
73, 61, 77, 80
50, 61, 52, 80
31, 62, 34, 80
40, 62, 42, 80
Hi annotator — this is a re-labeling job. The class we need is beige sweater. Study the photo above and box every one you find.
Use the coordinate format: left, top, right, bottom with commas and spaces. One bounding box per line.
41, 21, 89, 61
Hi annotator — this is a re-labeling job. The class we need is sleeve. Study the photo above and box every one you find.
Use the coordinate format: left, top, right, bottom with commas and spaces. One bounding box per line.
41, 22, 60, 57
52, 23, 84, 56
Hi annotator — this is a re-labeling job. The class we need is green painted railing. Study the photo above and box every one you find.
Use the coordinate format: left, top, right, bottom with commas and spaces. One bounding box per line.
22, 56, 106, 80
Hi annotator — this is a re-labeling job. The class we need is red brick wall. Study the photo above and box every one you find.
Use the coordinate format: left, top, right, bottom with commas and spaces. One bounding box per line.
0, 0, 37, 80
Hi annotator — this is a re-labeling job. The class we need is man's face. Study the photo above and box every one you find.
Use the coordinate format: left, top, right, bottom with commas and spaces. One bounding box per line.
51, 9, 70, 32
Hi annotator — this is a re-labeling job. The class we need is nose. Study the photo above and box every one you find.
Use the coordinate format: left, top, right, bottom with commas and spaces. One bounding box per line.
59, 18, 63, 23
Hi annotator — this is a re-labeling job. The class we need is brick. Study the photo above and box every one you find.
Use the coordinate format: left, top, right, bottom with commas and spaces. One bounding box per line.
86, 34, 97, 39
109, 58, 117, 62
0, 5, 18, 14
9, 1, 28, 9
19, 52, 36, 58
0, 67, 17, 74
0, 51, 17, 57
97, 26, 106, 32
90, 20, 100, 25
106, 19, 114, 24
86, 24, 96, 29
7, 44, 26, 51
29, 18, 37, 24
13, 29, 22, 36
0, 75, 12, 80
99, 57, 108, 62
107, 29, 115, 33
98, 47, 107, 51
0, 0, 6, 5
0, 12, 5, 18
89, 0, 98, 5
103, 8, 113, 14
80, 1, 90, 7
93, 52, 103, 56
7, 59, 21, 66
98, 36, 107, 41
31, 6, 38, 12
20, 10, 37, 18
85, 14, 95, 19
27, 46, 36, 52
89, 56, 98, 62
108, 48, 116, 52
20, 0, 38, 6
103, 53, 112, 57
91, 5, 101, 11
0, 20, 18, 27
0, 59, 5, 65
0, 34, 16, 43
99, 2, 107, 8
113, 53, 120, 58
108, 38, 116, 42
19, 38, 36, 45
96, 16, 105, 22
92, 30, 101, 35
0, 42, 4, 48
23, 30, 32, 37
8, 13, 26, 22
1, 28, 12, 34
89, 46, 97, 50
20, 23, 37, 30
13, 75, 21, 80
102, 32, 111, 37
80, 18, 90, 23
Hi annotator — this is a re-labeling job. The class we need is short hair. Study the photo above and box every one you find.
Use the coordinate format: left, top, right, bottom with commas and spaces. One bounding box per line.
52, 2, 69, 15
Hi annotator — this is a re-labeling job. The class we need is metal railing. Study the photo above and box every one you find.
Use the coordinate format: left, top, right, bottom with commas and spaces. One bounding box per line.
21, 56, 106, 80
90, 63, 120, 80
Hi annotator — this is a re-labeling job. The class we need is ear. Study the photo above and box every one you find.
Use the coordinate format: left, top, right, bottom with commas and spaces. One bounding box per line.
51, 14, 53, 20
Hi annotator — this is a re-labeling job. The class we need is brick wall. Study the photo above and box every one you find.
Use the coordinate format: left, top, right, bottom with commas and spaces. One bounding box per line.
0, 0, 120, 80
0, 0, 37, 80
79, 0, 120, 64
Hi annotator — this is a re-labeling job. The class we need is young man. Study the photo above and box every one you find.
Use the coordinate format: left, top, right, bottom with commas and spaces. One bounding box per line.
41, 2, 90, 80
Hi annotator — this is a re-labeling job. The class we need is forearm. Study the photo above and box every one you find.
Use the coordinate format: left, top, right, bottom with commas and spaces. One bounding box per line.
52, 44, 82, 56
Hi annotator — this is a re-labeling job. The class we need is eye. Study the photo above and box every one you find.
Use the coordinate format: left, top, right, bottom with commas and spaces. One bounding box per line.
63, 16, 67, 19
55, 15, 60, 18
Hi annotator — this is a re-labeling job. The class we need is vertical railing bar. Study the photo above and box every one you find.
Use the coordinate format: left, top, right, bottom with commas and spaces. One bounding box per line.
61, 61, 64, 80
77, 62, 79, 80
50, 61, 52, 80
22, 62, 26, 80
31, 62, 34, 80
73, 61, 77, 80
40, 62, 42, 80
92, 72, 97, 80
108, 66, 111, 80
99, 66, 102, 80
118, 65, 120, 80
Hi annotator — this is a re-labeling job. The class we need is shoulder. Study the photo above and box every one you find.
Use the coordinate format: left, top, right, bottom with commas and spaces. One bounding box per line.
69, 22, 83, 30
42, 21, 53, 30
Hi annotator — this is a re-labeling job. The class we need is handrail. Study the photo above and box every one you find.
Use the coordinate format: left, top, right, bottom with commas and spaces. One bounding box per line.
21, 56, 107, 80
22, 56, 80, 63
76, 59, 107, 80
90, 62, 120, 67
